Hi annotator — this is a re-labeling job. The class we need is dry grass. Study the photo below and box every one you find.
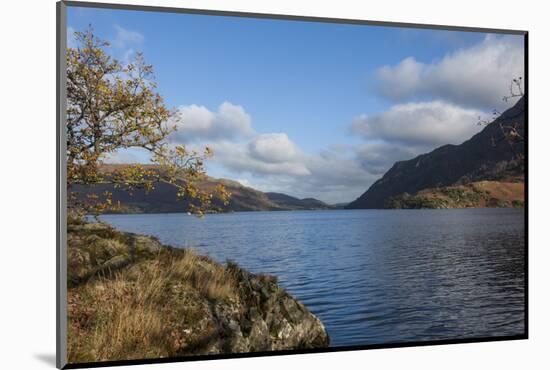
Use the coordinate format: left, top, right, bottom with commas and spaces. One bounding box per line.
388, 180, 525, 209
68, 226, 238, 363
471, 181, 524, 202
169, 249, 237, 301
67, 222, 330, 363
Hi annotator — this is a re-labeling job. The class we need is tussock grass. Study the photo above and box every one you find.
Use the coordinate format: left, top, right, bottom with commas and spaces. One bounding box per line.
68, 225, 238, 363
69, 265, 158, 361
170, 249, 237, 301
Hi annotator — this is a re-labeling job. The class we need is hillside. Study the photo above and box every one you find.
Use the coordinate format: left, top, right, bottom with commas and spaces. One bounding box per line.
347, 97, 525, 209
72, 170, 332, 214
385, 181, 524, 209
67, 219, 329, 362
265, 192, 332, 210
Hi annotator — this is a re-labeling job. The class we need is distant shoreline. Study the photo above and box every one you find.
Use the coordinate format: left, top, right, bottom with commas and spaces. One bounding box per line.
96, 205, 525, 217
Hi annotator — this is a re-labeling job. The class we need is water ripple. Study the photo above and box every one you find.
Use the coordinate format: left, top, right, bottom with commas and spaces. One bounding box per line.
102, 208, 525, 347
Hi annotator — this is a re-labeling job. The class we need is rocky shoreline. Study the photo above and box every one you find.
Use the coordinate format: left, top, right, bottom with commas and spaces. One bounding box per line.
67, 220, 329, 363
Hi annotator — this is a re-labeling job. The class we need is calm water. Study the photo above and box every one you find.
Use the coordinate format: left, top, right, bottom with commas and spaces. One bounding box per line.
101, 208, 525, 347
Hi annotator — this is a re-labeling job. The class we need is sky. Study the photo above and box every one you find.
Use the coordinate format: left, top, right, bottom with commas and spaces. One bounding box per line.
67, 6, 525, 204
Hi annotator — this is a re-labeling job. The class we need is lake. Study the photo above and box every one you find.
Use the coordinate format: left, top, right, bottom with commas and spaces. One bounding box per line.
101, 208, 525, 347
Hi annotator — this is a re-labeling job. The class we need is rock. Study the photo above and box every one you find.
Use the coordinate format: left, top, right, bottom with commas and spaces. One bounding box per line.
281, 297, 301, 323
250, 277, 262, 291
131, 234, 162, 254
102, 255, 130, 271
227, 319, 241, 332
67, 220, 330, 361
248, 319, 270, 351
187, 260, 330, 354
277, 320, 293, 340
248, 307, 260, 320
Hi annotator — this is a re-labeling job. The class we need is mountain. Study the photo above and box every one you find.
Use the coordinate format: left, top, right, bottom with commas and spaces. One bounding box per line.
72, 170, 331, 214
265, 192, 332, 210
385, 181, 524, 209
347, 97, 525, 209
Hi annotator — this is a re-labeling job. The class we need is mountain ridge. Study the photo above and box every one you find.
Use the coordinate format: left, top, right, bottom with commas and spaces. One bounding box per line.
346, 97, 525, 209
72, 170, 333, 214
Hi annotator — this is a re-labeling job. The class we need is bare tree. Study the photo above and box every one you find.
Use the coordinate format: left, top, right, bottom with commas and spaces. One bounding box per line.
478, 77, 525, 159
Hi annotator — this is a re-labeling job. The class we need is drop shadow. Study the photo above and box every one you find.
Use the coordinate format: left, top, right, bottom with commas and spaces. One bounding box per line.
34, 353, 56, 367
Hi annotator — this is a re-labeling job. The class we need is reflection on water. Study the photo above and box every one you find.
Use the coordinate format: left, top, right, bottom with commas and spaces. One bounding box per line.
101, 208, 525, 346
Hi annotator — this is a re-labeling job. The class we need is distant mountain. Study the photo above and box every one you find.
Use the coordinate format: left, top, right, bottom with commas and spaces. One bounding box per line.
347, 97, 525, 209
72, 170, 331, 214
265, 192, 332, 210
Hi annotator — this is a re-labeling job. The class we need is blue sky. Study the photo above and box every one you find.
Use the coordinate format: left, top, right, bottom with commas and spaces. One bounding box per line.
67, 6, 524, 203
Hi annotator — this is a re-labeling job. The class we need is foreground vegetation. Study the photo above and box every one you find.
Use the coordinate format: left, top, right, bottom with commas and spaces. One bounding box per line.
64, 28, 329, 365
67, 218, 329, 363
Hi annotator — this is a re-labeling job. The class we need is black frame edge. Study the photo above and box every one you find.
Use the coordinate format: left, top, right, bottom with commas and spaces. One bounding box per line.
62, 335, 528, 369
523, 31, 529, 340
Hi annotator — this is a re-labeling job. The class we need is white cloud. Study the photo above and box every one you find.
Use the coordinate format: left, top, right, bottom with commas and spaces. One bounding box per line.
171, 102, 254, 143
112, 24, 144, 50
354, 141, 426, 175
170, 100, 486, 203
347, 100, 487, 178
235, 178, 252, 188
210, 139, 311, 177
102, 147, 151, 164
376, 35, 524, 109
350, 100, 484, 147
201, 135, 375, 203
248, 133, 299, 163
351, 35, 524, 183
299, 150, 378, 202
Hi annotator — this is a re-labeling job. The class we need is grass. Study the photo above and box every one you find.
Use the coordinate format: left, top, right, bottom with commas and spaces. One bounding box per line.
385, 181, 523, 209
169, 250, 237, 301
66, 218, 329, 363
67, 222, 239, 362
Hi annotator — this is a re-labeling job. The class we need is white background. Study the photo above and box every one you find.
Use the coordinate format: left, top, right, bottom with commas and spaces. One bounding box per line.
1, 0, 548, 369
